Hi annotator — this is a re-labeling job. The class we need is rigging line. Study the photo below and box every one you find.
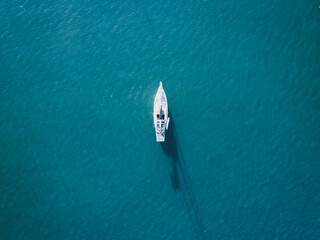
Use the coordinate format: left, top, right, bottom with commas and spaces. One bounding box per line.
173, 127, 207, 240
165, 153, 200, 240
179, 171, 204, 240
177, 155, 206, 240
178, 148, 204, 233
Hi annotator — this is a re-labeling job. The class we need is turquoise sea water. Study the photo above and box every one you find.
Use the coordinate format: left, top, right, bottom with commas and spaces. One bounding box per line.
1, 0, 320, 239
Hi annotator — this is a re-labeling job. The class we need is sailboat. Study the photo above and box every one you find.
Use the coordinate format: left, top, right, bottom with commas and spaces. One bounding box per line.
153, 81, 169, 142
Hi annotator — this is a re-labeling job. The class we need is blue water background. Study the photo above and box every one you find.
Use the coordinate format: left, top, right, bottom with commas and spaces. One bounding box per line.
1, 0, 320, 239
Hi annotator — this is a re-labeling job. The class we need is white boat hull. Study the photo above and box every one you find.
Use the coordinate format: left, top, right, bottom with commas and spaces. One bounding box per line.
153, 82, 169, 142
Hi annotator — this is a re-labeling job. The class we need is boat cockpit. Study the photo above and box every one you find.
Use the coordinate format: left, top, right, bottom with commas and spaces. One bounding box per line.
157, 108, 165, 120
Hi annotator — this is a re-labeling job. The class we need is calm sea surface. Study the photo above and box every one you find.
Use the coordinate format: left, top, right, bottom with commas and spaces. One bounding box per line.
1, 1, 320, 239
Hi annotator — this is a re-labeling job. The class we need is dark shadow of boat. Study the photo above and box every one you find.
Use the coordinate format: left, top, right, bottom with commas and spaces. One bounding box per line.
160, 111, 207, 240
160, 112, 180, 189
